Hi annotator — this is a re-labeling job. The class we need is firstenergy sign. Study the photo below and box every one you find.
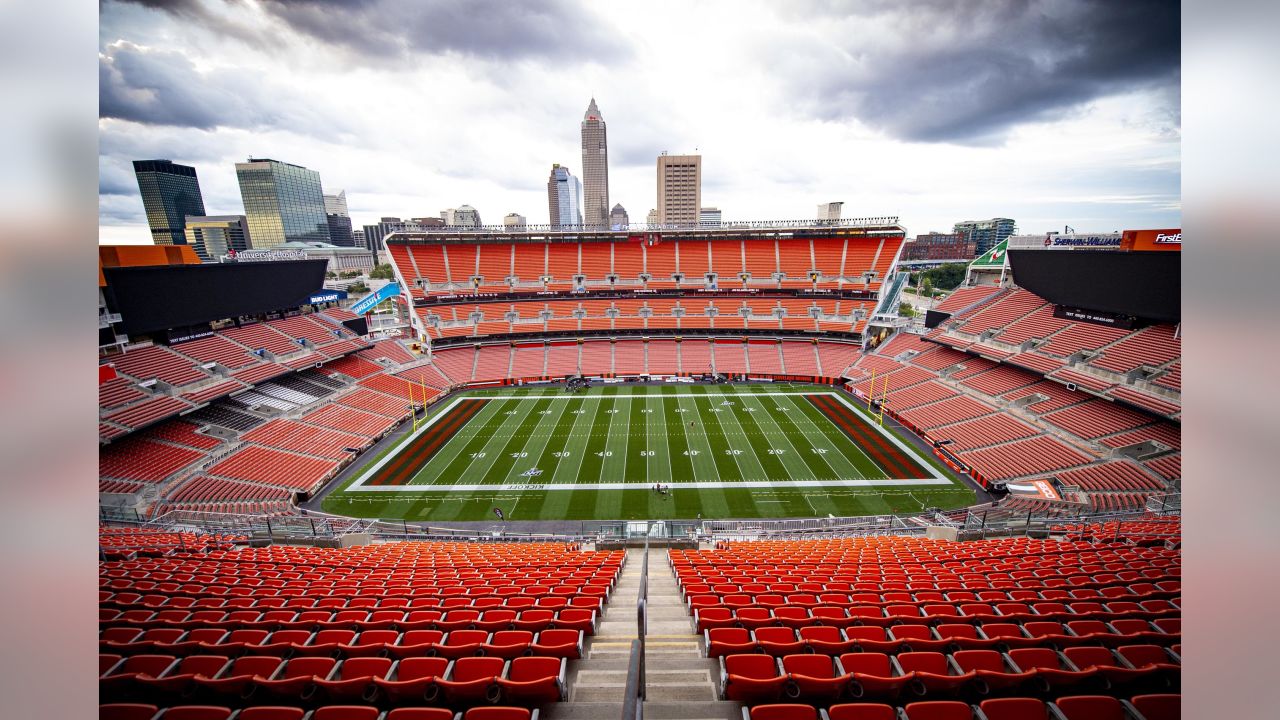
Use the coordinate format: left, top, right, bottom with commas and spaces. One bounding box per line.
1123, 229, 1182, 252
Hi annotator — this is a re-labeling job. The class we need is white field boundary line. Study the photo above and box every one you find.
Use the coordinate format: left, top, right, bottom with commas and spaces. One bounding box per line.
346, 391, 950, 492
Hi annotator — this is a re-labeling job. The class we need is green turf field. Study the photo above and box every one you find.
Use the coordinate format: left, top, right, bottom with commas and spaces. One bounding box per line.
320, 383, 974, 521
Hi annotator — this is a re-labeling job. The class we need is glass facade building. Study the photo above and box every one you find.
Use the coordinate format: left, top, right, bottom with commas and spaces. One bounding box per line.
235, 158, 331, 248
183, 215, 251, 261
546, 164, 582, 228
133, 160, 207, 246
954, 217, 1016, 256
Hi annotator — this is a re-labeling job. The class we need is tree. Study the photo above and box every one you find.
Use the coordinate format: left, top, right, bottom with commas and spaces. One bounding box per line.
921, 278, 934, 299
921, 263, 967, 291
898, 302, 917, 318
369, 263, 395, 280
348, 281, 370, 294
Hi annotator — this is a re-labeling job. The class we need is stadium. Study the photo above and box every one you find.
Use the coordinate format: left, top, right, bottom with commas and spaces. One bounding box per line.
99, 219, 1181, 720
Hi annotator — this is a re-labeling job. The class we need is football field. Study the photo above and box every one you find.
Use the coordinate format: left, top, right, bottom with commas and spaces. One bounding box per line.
321, 383, 974, 521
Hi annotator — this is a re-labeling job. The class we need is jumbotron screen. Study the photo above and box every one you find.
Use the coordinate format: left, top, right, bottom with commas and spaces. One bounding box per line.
1008, 250, 1179, 323
103, 260, 329, 336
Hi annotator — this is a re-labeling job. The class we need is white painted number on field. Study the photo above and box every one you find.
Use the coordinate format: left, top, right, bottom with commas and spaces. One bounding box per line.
684, 449, 700, 456
552, 451, 571, 458
775, 407, 789, 411
469, 452, 487, 459
511, 452, 528, 458
539, 410, 553, 415
674, 408, 687, 413
505, 410, 517, 415
725, 449, 742, 456
596, 451, 613, 457
641, 409, 653, 414
812, 448, 828, 454
639, 450, 655, 457
572, 410, 585, 415
606, 409, 619, 414
767, 448, 785, 455
743, 407, 756, 412
709, 408, 721, 413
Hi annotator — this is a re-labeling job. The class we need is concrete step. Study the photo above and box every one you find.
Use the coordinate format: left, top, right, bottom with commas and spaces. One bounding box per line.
544, 701, 741, 720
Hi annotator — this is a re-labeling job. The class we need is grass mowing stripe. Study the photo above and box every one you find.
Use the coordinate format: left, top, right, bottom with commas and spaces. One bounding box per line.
443, 396, 544, 486
714, 393, 785, 482
741, 394, 838, 481
810, 394, 925, 479
786, 394, 887, 479
688, 387, 740, 482
373, 399, 486, 486
419, 397, 526, 486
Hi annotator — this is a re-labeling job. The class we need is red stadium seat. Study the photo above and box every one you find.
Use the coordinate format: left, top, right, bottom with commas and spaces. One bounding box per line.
309, 707, 382, 720
371, 656, 451, 704
312, 657, 394, 702
749, 705, 819, 720
1050, 695, 1130, 720
978, 697, 1050, 720
1129, 694, 1180, 720
159, 708, 234, 720
825, 704, 897, 720
494, 656, 566, 705
99, 705, 158, 720
720, 654, 786, 703
236, 709, 307, 720
435, 656, 506, 705
384, 710, 456, 720
461, 708, 537, 720
901, 701, 975, 720
780, 653, 851, 703
838, 652, 911, 701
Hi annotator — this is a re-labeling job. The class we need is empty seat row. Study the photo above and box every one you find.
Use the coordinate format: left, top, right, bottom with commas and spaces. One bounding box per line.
101, 628, 584, 660
719, 647, 1178, 704
745, 694, 1178, 720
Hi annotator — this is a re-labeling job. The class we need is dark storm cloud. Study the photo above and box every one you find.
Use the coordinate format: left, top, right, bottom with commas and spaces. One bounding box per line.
99, 42, 348, 135
110, 0, 628, 64
773, 0, 1179, 144
257, 0, 627, 63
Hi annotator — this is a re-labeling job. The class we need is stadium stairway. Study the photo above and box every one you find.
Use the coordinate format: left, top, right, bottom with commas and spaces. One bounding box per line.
546, 547, 741, 720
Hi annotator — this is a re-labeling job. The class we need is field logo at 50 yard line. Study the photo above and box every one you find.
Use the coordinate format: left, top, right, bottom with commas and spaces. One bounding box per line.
343, 389, 953, 492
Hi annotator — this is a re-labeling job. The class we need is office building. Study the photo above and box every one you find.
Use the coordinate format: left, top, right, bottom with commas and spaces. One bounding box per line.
275, 241, 375, 275
656, 153, 701, 226
183, 215, 250, 261
235, 157, 330, 248
817, 201, 844, 221
323, 190, 349, 217
699, 207, 722, 226
901, 231, 977, 261
326, 213, 355, 247
609, 204, 629, 229
352, 228, 365, 250
504, 213, 528, 228
547, 164, 583, 228
954, 217, 1016, 256
580, 98, 610, 228
363, 217, 442, 254
646, 208, 658, 226
133, 160, 207, 246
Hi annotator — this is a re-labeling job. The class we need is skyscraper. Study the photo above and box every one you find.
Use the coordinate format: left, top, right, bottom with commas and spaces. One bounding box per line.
183, 215, 251, 261
547, 164, 582, 228
580, 98, 610, 228
816, 202, 844, 221
323, 190, 349, 217
133, 160, 207, 246
699, 207, 722, 226
609, 204, 629, 229
235, 157, 330, 248
953, 217, 1016, 256
656, 153, 701, 226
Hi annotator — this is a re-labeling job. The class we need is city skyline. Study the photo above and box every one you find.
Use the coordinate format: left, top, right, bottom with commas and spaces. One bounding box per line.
99, 0, 1179, 242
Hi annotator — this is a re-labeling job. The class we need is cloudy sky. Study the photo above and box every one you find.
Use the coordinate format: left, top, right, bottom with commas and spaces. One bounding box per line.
99, 0, 1180, 242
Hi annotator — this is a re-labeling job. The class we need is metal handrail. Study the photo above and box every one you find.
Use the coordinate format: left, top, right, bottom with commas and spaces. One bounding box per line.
623, 535, 650, 720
